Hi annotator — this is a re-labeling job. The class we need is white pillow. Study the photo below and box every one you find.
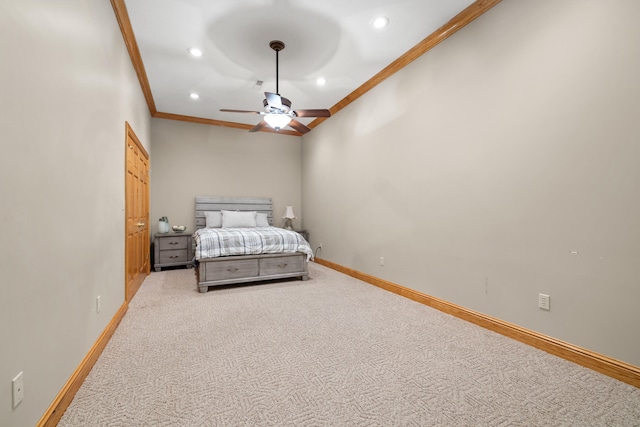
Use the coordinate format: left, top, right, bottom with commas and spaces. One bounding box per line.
256, 212, 270, 227
221, 210, 257, 228
204, 211, 222, 228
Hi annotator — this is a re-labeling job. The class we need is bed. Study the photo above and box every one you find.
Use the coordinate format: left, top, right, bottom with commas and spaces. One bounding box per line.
194, 196, 313, 293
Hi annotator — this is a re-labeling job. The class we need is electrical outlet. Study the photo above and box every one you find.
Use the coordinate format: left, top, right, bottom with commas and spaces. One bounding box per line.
12, 371, 24, 408
96, 296, 101, 313
319, 243, 323, 250
538, 293, 550, 310
379, 256, 385, 266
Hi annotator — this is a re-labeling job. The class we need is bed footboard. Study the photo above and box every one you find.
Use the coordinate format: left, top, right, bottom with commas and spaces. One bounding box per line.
196, 252, 309, 293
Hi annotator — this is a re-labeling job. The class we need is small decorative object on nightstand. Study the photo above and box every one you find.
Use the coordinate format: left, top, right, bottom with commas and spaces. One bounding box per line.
154, 232, 193, 272
158, 216, 169, 233
282, 205, 296, 230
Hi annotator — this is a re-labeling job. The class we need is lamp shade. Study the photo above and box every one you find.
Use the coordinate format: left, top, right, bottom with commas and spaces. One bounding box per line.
264, 113, 292, 130
283, 206, 296, 219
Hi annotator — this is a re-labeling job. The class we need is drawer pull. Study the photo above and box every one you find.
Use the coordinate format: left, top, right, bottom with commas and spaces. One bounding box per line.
278, 263, 288, 268
169, 255, 180, 259
227, 267, 239, 272
169, 241, 179, 245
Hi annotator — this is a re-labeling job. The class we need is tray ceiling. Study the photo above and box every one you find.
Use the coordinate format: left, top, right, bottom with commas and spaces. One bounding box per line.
120, 0, 495, 134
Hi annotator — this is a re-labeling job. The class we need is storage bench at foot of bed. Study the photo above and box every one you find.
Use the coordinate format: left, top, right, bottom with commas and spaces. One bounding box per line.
196, 252, 309, 293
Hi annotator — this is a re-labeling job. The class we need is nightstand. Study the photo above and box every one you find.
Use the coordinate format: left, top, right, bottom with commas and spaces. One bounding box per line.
154, 232, 193, 272
294, 229, 308, 241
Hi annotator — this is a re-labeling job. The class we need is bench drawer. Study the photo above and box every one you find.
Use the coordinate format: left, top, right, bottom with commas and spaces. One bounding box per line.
260, 255, 304, 276
205, 258, 259, 281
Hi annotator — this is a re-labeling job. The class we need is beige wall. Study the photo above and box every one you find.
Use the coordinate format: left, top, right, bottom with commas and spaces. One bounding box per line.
150, 118, 303, 235
302, 0, 640, 366
1, 2, 638, 425
0, 1, 150, 425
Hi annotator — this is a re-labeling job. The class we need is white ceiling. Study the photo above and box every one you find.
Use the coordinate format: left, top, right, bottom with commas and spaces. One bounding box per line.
124, 0, 477, 131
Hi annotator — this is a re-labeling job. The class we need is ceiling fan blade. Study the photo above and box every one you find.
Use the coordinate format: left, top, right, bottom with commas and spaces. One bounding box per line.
292, 109, 331, 118
249, 120, 268, 133
265, 92, 283, 109
288, 119, 311, 134
220, 109, 262, 114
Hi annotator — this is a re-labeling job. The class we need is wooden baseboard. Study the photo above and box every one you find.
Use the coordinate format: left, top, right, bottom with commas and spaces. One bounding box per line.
36, 301, 129, 426
314, 258, 640, 389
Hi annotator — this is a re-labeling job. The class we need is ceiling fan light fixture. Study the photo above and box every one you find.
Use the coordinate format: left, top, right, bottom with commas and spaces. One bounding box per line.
264, 113, 292, 130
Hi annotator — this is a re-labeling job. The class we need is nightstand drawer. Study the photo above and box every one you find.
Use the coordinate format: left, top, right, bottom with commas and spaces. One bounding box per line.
158, 249, 188, 264
158, 236, 189, 250
260, 255, 304, 275
206, 259, 259, 280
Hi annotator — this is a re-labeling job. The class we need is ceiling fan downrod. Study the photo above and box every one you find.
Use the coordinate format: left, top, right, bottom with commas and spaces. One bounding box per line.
269, 40, 285, 95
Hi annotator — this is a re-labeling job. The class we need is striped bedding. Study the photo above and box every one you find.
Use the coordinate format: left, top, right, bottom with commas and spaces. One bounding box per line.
194, 227, 313, 261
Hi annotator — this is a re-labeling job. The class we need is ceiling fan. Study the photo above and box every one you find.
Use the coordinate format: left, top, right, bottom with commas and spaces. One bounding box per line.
220, 40, 331, 134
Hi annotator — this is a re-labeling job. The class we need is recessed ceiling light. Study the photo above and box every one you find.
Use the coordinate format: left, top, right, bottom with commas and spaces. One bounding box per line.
187, 47, 203, 57
316, 77, 326, 86
189, 92, 200, 99
372, 16, 389, 29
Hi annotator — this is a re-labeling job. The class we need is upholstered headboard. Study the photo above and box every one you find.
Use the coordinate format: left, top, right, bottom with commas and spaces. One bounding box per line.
195, 196, 273, 229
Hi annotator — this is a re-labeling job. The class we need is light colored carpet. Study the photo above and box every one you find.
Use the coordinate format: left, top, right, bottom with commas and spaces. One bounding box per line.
59, 263, 640, 426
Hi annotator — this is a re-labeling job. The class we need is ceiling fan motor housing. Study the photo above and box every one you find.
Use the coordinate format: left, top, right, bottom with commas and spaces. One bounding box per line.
263, 96, 292, 113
